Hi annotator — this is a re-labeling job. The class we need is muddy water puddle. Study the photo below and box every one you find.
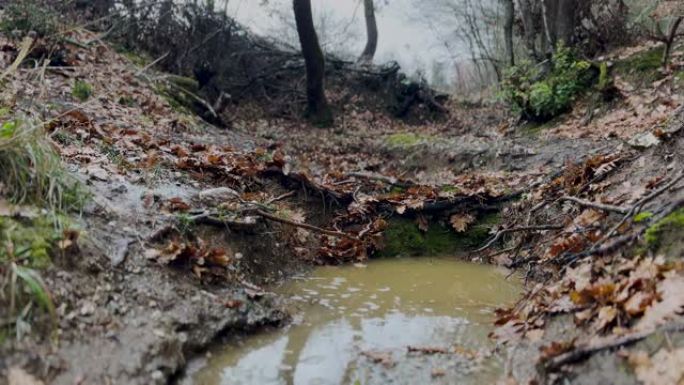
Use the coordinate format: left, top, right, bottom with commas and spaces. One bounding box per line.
192, 258, 521, 385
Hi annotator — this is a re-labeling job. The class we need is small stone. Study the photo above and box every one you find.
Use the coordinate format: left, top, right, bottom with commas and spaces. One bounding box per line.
628, 132, 660, 149
80, 301, 95, 316
151, 370, 164, 381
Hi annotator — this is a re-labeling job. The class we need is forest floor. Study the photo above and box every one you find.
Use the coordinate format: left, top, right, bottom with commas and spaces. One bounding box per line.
1, 28, 684, 385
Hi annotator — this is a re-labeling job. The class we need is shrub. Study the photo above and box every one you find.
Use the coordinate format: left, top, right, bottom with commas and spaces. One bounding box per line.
500, 44, 596, 121
0, 0, 59, 37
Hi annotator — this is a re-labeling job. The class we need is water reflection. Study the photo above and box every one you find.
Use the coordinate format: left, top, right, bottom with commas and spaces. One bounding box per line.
194, 258, 521, 385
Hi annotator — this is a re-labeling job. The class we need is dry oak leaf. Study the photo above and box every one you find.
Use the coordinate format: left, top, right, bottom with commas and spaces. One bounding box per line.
624, 291, 655, 316
630, 348, 684, 385
636, 273, 684, 331
8, 366, 44, 385
450, 213, 476, 233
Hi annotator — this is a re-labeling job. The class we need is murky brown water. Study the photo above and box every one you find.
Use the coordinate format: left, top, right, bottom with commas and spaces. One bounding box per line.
192, 257, 521, 385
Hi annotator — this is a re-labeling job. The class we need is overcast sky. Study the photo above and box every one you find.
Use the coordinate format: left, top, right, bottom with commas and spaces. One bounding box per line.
219, 0, 464, 78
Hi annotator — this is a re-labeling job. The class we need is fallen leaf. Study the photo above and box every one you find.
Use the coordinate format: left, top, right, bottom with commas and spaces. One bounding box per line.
595, 306, 618, 331
624, 292, 654, 316
450, 213, 476, 232
637, 273, 684, 331
8, 367, 44, 385
630, 348, 684, 385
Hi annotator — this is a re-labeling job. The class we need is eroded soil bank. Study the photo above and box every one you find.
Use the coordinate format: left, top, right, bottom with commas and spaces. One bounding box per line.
1, 26, 684, 385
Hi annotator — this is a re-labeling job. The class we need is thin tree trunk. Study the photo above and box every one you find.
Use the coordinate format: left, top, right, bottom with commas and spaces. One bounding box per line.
293, 0, 333, 126
663, 16, 684, 69
502, 0, 515, 66
359, 0, 378, 65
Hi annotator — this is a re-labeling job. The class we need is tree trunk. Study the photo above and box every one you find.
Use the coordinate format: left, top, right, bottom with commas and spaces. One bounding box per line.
542, 0, 558, 53
502, 0, 515, 67
555, 0, 577, 46
293, 0, 333, 126
516, 0, 541, 61
359, 0, 378, 65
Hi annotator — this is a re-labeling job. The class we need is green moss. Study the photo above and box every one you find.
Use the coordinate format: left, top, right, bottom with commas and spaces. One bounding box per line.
634, 211, 654, 223
385, 133, 433, 148
114, 46, 152, 67
440, 185, 460, 193
118, 95, 137, 107
0, 214, 65, 269
614, 46, 665, 85
597, 62, 610, 91
72, 80, 93, 102
378, 213, 500, 257
644, 208, 684, 256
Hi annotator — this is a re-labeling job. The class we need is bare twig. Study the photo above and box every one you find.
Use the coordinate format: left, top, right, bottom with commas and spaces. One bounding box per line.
560, 196, 629, 214
596, 171, 683, 244
546, 323, 684, 370
265, 191, 296, 205
255, 210, 358, 240
135, 52, 170, 77
348, 171, 414, 188
474, 225, 563, 253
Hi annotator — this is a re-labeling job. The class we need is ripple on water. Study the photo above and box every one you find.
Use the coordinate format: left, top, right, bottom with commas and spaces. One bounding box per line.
192, 257, 522, 385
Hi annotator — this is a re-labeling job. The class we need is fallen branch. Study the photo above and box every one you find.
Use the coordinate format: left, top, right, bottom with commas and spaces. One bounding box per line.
595, 171, 683, 247
474, 225, 563, 253
255, 210, 358, 240
348, 171, 414, 188
560, 196, 629, 214
556, 177, 684, 265
546, 322, 684, 370
265, 191, 297, 205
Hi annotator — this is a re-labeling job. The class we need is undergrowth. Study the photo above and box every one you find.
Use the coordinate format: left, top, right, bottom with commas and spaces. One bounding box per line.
0, 0, 59, 37
500, 44, 596, 122
0, 115, 83, 342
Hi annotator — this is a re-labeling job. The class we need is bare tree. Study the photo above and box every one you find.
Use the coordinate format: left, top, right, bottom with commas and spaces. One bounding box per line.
359, 0, 378, 64
293, 0, 333, 126
637, 1, 684, 70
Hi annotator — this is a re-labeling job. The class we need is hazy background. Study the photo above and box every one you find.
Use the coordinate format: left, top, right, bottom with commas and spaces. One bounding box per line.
217, 0, 472, 87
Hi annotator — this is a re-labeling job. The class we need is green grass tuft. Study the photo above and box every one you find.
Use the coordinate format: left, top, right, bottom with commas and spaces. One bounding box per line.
72, 80, 93, 102
385, 132, 433, 148
614, 46, 665, 86
0, 117, 84, 211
